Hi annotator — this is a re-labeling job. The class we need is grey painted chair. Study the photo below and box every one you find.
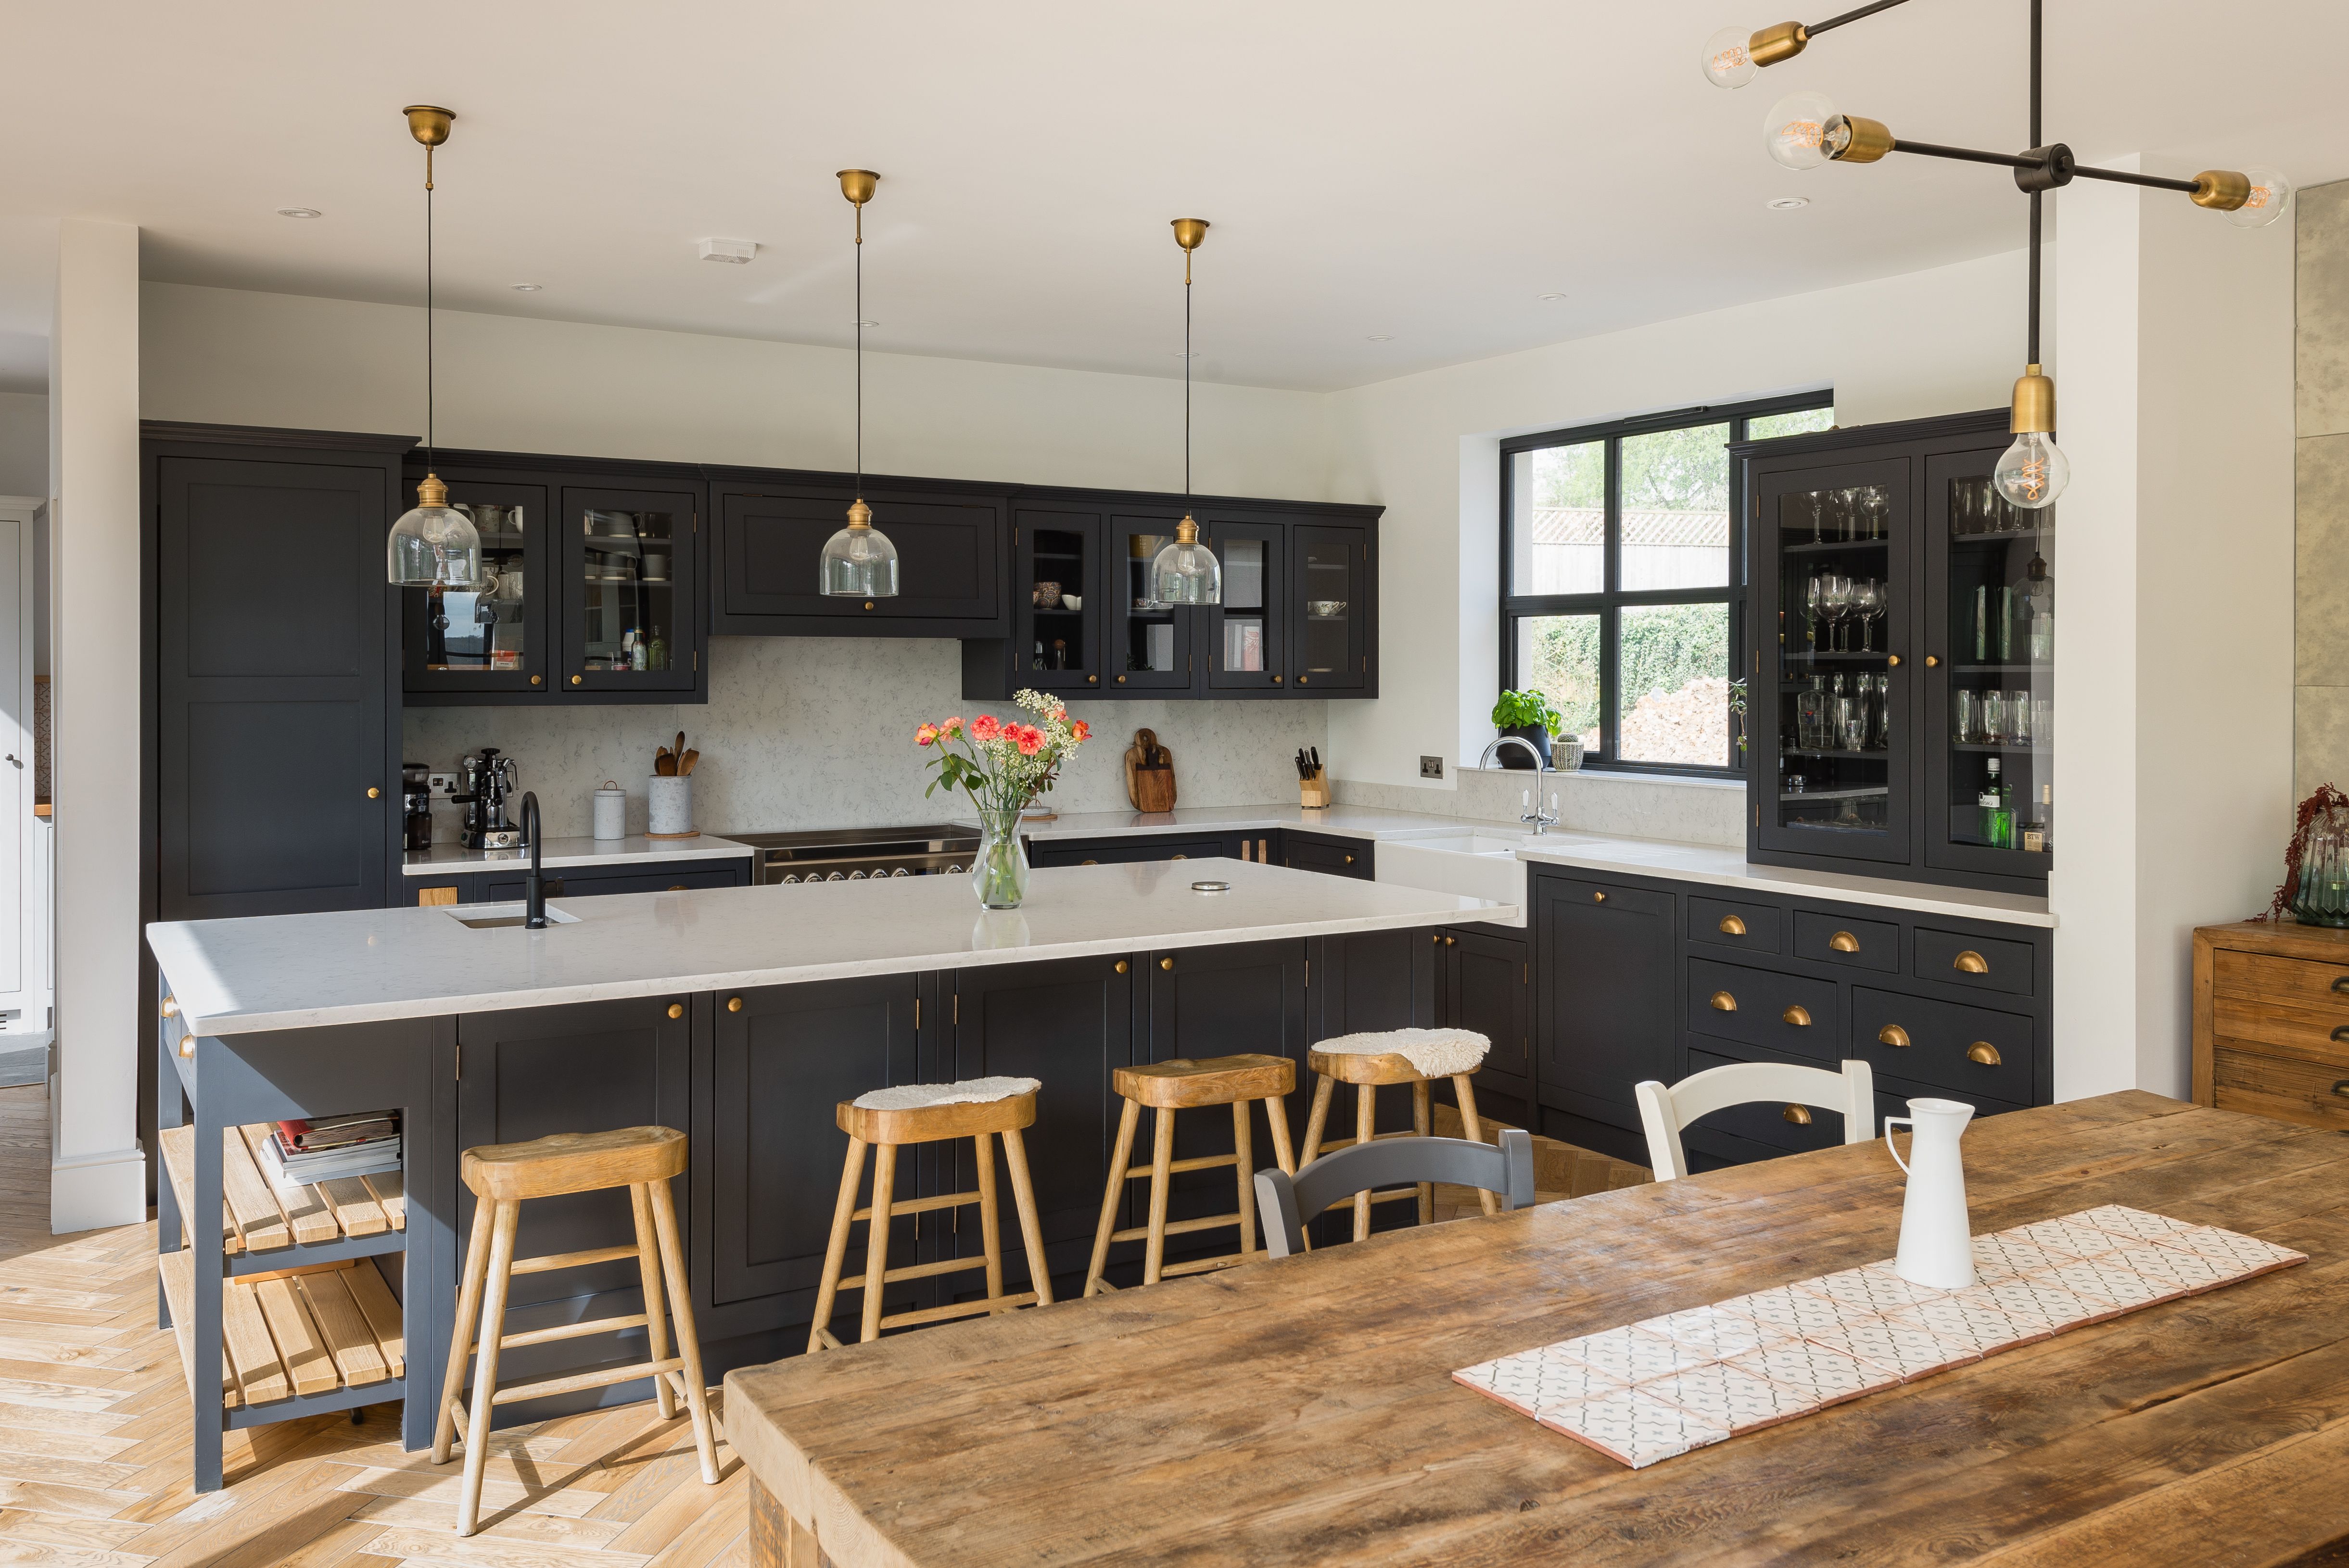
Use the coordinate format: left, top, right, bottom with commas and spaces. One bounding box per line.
1253, 1129, 1535, 1258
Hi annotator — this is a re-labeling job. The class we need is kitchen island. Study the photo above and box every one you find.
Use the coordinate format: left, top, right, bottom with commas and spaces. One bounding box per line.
146, 860, 1510, 1490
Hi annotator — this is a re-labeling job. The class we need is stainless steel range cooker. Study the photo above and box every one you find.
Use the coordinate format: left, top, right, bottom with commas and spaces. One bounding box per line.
727, 824, 983, 885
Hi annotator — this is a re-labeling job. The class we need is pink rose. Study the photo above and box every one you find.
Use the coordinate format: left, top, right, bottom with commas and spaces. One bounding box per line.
1015, 728, 1043, 757
914, 723, 938, 747
970, 714, 1001, 742
940, 716, 963, 737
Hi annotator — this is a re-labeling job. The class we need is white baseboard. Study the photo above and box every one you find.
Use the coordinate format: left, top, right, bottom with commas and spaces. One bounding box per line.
50, 1143, 145, 1234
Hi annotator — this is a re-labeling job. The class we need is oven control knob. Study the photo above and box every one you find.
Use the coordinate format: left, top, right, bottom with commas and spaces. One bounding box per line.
948, 863, 965, 873
826, 872, 846, 882
891, 866, 910, 876
781, 873, 799, 884
849, 870, 867, 880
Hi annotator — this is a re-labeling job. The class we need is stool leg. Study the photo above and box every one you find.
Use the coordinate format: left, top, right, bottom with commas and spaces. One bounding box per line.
1413, 1079, 1434, 1226
1264, 1093, 1297, 1176
1353, 1085, 1376, 1242
648, 1177, 721, 1486
629, 1182, 676, 1419
432, 1196, 496, 1466
1454, 1074, 1500, 1217
1300, 1074, 1335, 1165
1232, 1100, 1258, 1258
807, 1138, 867, 1353
1085, 1098, 1141, 1297
1001, 1125, 1054, 1306
973, 1131, 1006, 1311
1143, 1106, 1176, 1285
859, 1144, 898, 1344
456, 1200, 520, 1537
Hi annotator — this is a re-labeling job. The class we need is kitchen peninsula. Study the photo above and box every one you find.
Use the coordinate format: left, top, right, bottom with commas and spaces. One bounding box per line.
145, 859, 1510, 1490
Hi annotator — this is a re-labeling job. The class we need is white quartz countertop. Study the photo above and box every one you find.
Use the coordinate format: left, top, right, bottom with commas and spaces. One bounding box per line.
148, 859, 1512, 1038
1000, 805, 1482, 842
1513, 835, 2053, 926
401, 834, 754, 876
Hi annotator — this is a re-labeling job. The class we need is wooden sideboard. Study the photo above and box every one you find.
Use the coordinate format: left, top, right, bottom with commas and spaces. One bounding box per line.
2193, 920, 2349, 1128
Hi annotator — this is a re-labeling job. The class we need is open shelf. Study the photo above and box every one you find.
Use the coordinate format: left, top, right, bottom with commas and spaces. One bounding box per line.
158, 1249, 405, 1414
1782, 537, 1890, 555
159, 1124, 406, 1265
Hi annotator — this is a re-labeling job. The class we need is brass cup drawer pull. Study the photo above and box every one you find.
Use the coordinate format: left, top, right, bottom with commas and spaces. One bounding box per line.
2333, 1080, 2349, 1099
1710, 990, 1738, 1012
1782, 1104, 1813, 1125
2332, 1025, 2349, 1044
1967, 1041, 2003, 1066
1878, 1024, 1912, 1048
1828, 930, 1860, 953
1953, 949, 1990, 974
1718, 914, 1747, 936
1781, 1005, 1813, 1027
2333, 974, 2349, 995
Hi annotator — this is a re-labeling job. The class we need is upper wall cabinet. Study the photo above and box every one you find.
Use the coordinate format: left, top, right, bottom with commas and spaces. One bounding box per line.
710, 479, 1008, 637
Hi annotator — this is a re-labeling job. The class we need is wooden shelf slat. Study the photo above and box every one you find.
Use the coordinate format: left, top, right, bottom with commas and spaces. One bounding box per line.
297, 1270, 391, 1388
157, 1125, 240, 1256
343, 1260, 406, 1378
316, 1177, 389, 1237
362, 1170, 407, 1230
238, 1124, 339, 1243
222, 1274, 288, 1407
253, 1277, 339, 1397
218, 1130, 292, 1252
156, 1251, 239, 1409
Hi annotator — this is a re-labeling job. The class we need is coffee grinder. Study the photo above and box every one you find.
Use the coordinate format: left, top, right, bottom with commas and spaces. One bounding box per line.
456, 748, 525, 849
401, 762, 433, 852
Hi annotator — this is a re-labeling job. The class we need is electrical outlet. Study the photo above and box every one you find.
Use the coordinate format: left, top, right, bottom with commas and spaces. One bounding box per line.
427, 771, 460, 797
1419, 756, 1444, 780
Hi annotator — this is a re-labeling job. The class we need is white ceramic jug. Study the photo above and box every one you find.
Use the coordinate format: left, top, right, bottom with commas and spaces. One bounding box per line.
1884, 1097, 1978, 1290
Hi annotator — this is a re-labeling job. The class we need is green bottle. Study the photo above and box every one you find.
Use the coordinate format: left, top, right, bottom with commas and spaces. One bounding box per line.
1978, 757, 2014, 848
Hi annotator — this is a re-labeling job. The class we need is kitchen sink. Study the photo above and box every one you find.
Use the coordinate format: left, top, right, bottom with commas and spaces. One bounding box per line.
1374, 831, 1543, 920
445, 904, 581, 930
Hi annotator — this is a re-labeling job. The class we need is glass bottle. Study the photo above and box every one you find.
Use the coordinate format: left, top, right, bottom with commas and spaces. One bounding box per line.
2022, 553, 2054, 663
1829, 673, 1851, 752
1979, 757, 2014, 849
1797, 676, 1828, 750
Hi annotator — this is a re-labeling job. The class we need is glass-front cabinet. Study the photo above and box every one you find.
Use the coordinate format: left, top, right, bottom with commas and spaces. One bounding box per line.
563, 485, 698, 695
1290, 524, 1368, 691
403, 477, 550, 696
1012, 507, 1102, 693
1206, 519, 1282, 691
1107, 513, 1194, 691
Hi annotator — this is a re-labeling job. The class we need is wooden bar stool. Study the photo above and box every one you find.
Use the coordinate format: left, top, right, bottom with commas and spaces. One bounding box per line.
1299, 1028, 1498, 1240
432, 1126, 715, 1537
808, 1076, 1052, 1352
1084, 1054, 1297, 1296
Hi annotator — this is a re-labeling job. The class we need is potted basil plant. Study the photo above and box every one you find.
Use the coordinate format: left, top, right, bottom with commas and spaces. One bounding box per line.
1490, 690, 1569, 771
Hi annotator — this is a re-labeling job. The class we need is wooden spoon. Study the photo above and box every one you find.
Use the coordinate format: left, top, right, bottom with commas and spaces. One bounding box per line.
679, 748, 699, 776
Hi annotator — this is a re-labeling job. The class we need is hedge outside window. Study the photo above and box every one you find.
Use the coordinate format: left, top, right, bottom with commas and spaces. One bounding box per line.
1501, 396, 1833, 775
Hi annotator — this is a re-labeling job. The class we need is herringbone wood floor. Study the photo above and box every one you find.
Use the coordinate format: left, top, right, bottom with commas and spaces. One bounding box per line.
0, 1086, 748, 1568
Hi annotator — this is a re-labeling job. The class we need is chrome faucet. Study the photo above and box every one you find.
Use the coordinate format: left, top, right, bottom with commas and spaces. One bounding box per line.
519, 792, 547, 929
1477, 735, 1559, 835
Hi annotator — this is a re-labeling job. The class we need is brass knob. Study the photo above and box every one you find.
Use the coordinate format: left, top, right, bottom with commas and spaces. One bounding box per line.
1967, 1041, 2003, 1065
1782, 1104, 1813, 1125
1272, 675, 1282, 683
531, 675, 543, 685
367, 786, 381, 798
1344, 854, 1355, 864
1445, 935, 1457, 946
1088, 675, 1098, 684
571, 675, 584, 685
667, 1003, 684, 1019
669, 884, 686, 891
1887, 655, 1901, 667
1829, 930, 1859, 953
1781, 1005, 1812, 1027
1953, 949, 1989, 974
1925, 655, 1941, 667
1718, 914, 1746, 936
1299, 676, 1309, 684
1593, 890, 1608, 903
1878, 1024, 1912, 1048
1160, 957, 1174, 971
160, 996, 178, 1018
1117, 675, 1127, 684
179, 1034, 195, 1059
1172, 854, 1187, 860
1081, 859, 1099, 866
1432, 932, 1442, 945
863, 601, 875, 610
1115, 960, 1129, 974
2331, 1025, 2349, 1044
727, 997, 743, 1012
1710, 990, 1737, 1012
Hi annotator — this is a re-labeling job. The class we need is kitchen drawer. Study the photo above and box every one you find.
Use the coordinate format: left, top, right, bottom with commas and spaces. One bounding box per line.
1687, 958, 1838, 1062
2212, 1047, 2349, 1132
1848, 987, 2035, 1105
2213, 949, 2349, 1009
1031, 836, 1229, 868
1792, 910, 1899, 973
1914, 926, 2035, 998
1283, 833, 1371, 879
483, 864, 744, 901
2209, 995, 2349, 1070
1688, 896, 1784, 955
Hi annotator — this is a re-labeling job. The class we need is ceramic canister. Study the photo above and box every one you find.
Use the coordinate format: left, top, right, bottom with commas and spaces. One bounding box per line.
647, 774, 693, 836
592, 780, 627, 840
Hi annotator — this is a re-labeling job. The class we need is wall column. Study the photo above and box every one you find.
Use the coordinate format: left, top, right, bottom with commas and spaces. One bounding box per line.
48, 219, 143, 1232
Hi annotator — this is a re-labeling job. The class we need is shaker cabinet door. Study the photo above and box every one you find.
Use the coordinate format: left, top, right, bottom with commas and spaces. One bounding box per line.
1534, 874, 1676, 1126
561, 484, 701, 695
714, 485, 1006, 633
1289, 524, 1369, 691
402, 477, 551, 698
1445, 928, 1533, 1098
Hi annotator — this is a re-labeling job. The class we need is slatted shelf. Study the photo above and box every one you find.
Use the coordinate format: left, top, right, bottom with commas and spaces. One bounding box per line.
158, 1122, 407, 1258
155, 1253, 406, 1413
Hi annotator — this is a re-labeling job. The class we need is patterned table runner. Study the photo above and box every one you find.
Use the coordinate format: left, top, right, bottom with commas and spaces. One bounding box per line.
1454, 1204, 2306, 1468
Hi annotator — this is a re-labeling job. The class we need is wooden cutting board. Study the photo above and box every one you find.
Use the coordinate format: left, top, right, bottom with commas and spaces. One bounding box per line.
1125, 728, 1177, 813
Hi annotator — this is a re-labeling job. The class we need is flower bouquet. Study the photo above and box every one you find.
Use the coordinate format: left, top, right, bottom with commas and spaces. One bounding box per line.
917, 690, 1092, 908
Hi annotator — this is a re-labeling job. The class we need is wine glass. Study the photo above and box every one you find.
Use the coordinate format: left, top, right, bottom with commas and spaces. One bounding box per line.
1849, 579, 1882, 651
1820, 573, 1854, 651
1862, 487, 1890, 539
1806, 574, 1824, 651
1837, 488, 1865, 542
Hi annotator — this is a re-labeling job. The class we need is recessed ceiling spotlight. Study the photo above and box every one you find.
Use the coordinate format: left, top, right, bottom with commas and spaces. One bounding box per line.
1366, 334, 1394, 342
510, 283, 544, 292
1766, 196, 1811, 210
276, 207, 322, 219
1537, 292, 1567, 301
851, 318, 879, 328
698, 236, 758, 265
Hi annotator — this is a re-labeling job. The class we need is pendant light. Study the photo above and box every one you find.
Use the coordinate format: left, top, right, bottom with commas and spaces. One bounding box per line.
819, 169, 899, 597
1152, 219, 1221, 607
385, 106, 484, 590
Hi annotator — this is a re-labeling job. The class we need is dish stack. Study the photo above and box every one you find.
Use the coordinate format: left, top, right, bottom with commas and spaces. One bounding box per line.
258, 1112, 401, 1191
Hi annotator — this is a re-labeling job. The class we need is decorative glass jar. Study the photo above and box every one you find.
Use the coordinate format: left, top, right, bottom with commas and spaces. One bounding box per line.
2290, 805, 2349, 927
971, 802, 1032, 910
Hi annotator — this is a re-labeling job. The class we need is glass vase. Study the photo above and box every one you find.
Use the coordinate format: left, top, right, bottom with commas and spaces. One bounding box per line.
971, 803, 1031, 910
2290, 806, 2349, 927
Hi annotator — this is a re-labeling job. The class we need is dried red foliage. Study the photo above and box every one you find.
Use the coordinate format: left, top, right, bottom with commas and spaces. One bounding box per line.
2266, 783, 2349, 922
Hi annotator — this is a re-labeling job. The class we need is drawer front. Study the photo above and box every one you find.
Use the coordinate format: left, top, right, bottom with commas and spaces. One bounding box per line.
2213, 949, 2349, 1009
2213, 1047, 2349, 1131
1689, 896, 1785, 955
1682, 1045, 1852, 1157
1687, 958, 1839, 1061
2209, 996, 2349, 1071
1032, 836, 1229, 868
1848, 987, 2035, 1104
1285, 834, 1371, 879
1792, 910, 1899, 973
1913, 926, 2036, 997
484, 865, 742, 901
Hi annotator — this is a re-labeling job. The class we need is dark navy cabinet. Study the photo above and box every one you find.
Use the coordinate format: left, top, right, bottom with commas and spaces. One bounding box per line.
402, 855, 751, 907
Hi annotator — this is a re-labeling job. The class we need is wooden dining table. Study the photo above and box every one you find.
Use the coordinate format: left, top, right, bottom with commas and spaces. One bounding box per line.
724, 1091, 2349, 1566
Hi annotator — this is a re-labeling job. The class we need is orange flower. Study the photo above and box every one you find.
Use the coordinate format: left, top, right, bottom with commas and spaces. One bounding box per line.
1015, 727, 1043, 756
914, 723, 939, 747
1069, 720, 1091, 742
970, 714, 1001, 742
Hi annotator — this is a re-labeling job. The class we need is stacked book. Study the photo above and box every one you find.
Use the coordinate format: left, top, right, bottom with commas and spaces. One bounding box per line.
260, 1112, 401, 1189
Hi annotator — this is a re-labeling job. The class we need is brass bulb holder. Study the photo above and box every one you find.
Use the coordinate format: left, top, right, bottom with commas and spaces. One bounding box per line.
1171, 218, 1209, 251
1826, 115, 1894, 164
403, 105, 454, 146
2010, 365, 2056, 435
837, 169, 879, 207
846, 498, 873, 529
1747, 20, 1808, 66
2192, 169, 2251, 211
1174, 515, 1201, 544
417, 472, 449, 508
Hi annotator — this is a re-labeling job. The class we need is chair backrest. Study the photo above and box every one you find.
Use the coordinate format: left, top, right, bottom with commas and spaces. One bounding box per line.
1252, 1129, 1534, 1258
1634, 1058, 1875, 1181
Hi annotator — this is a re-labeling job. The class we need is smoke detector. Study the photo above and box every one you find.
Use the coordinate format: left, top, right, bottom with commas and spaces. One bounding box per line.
698, 237, 758, 265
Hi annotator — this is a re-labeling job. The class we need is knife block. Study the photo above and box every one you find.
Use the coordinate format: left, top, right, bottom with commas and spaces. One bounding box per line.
1299, 768, 1331, 809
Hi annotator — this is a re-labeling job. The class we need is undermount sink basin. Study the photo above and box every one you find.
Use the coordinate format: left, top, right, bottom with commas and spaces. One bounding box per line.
1374, 833, 1530, 919
446, 904, 581, 930
1393, 833, 1528, 856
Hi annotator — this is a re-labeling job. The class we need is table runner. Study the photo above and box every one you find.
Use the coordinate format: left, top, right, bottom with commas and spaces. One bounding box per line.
1454, 1203, 2305, 1468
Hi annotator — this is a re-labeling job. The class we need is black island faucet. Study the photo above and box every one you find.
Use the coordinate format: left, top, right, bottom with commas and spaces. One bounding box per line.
519, 791, 547, 928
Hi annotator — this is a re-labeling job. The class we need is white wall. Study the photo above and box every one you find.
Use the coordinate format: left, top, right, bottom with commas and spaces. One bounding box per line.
0, 393, 46, 497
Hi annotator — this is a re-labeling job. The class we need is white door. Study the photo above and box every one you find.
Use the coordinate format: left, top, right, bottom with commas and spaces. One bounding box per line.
0, 512, 29, 1013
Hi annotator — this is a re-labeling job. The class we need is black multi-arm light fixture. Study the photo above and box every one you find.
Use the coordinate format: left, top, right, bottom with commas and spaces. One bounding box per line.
1702, 0, 2290, 509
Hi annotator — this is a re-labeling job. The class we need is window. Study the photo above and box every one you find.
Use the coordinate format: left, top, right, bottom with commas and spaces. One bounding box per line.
1501, 395, 1833, 774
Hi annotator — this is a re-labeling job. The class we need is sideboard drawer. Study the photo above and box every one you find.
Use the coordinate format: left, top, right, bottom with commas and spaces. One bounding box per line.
2212, 1047, 2349, 1132
2213, 949, 2349, 1009
1683, 1045, 1855, 1155
1849, 987, 2035, 1105
1792, 910, 1899, 973
2209, 995, 2349, 1070
1687, 958, 1838, 1061
1914, 926, 2035, 997
1689, 896, 1785, 955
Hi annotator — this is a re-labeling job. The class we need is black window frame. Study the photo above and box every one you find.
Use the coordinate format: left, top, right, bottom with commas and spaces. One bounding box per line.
1499, 390, 1833, 778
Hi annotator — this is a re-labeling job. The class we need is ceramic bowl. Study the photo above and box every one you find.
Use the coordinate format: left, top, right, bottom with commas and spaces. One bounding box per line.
1032, 581, 1062, 608
1060, 594, 1082, 611
1307, 599, 1347, 617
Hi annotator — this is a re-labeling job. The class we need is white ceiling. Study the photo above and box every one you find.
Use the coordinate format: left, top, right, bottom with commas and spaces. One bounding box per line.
2, 0, 2345, 392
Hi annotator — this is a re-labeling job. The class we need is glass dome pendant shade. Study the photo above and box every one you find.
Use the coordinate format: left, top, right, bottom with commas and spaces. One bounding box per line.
387, 472, 484, 590
820, 498, 900, 597
1152, 516, 1221, 606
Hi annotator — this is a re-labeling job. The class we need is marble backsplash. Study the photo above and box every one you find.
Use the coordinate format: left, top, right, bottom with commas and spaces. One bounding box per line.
405, 636, 1333, 840
1335, 764, 1747, 847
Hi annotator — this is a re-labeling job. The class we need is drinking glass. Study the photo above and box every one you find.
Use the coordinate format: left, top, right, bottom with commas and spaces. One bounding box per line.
1866, 581, 1890, 652
1954, 689, 1978, 743
1870, 674, 1891, 749
1806, 574, 1824, 651
2031, 695, 2053, 745
1981, 690, 2009, 745
1950, 482, 1978, 537
1849, 579, 1881, 650
1838, 487, 1866, 542
2007, 689, 2032, 745
1841, 708, 1868, 752
1820, 573, 1853, 651
1794, 491, 1824, 544
1862, 487, 1890, 540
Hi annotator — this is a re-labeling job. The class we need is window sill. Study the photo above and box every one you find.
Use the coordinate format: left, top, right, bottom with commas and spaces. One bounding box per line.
1462, 764, 1746, 791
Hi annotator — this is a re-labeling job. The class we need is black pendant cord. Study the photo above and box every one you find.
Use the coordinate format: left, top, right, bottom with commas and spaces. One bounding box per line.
1183, 245, 1193, 511
2028, 0, 2040, 366
1807, 0, 1910, 36
424, 155, 435, 473
854, 200, 863, 502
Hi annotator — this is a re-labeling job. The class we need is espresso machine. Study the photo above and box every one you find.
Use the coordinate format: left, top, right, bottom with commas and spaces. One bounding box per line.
456, 748, 526, 849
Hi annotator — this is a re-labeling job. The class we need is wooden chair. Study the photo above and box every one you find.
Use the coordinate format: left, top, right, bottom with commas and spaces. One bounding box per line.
432, 1125, 714, 1537
1084, 1053, 1297, 1295
808, 1076, 1052, 1352
1255, 1130, 1535, 1258
1300, 1027, 1496, 1240
1635, 1058, 1878, 1180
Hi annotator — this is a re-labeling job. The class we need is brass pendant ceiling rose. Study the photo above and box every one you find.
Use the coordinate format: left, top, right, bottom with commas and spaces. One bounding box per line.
1171, 218, 1209, 252
403, 105, 454, 188
837, 168, 879, 207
